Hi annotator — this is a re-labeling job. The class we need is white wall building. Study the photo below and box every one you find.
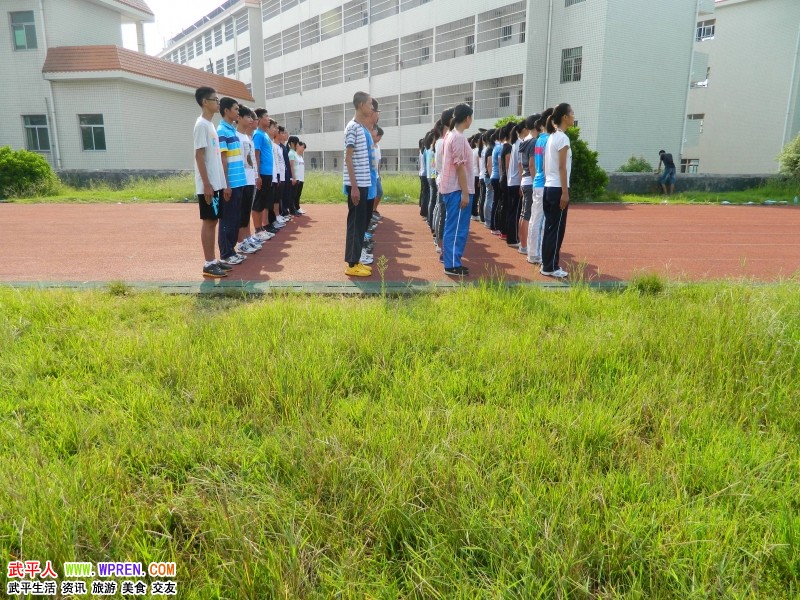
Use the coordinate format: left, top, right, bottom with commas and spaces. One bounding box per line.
684, 0, 800, 174
161, 0, 703, 172
1, 0, 252, 171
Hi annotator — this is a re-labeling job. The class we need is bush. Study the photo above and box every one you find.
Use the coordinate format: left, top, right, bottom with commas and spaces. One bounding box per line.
0, 146, 60, 198
629, 272, 666, 296
493, 115, 522, 129
564, 127, 608, 201
778, 133, 800, 180
618, 155, 654, 173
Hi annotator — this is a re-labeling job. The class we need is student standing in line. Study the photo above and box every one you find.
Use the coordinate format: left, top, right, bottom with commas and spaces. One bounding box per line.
193, 87, 228, 278
439, 103, 475, 277
426, 123, 441, 232
476, 131, 487, 223
294, 141, 306, 214
541, 103, 575, 279
287, 135, 301, 215
528, 108, 553, 265
217, 97, 247, 266
370, 125, 384, 224
482, 129, 495, 228
342, 91, 374, 277
271, 125, 287, 229
252, 110, 277, 240
470, 134, 481, 221
489, 129, 502, 233
434, 108, 455, 254
280, 128, 293, 219
518, 113, 540, 257
234, 106, 262, 255
504, 121, 526, 247
418, 137, 429, 218
496, 122, 515, 240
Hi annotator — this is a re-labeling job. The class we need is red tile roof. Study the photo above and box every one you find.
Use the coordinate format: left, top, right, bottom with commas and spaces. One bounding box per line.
114, 0, 155, 17
43, 46, 253, 102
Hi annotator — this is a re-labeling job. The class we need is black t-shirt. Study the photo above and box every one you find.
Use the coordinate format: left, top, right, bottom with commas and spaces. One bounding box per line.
500, 143, 512, 180
660, 153, 675, 170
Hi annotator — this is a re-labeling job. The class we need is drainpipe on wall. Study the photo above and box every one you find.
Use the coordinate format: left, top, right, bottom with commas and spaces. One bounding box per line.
680, 0, 702, 164
542, 0, 553, 108
783, 23, 800, 145
38, 0, 62, 170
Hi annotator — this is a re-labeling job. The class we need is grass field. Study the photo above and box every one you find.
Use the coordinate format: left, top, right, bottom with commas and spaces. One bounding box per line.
1, 284, 798, 598
6, 172, 799, 206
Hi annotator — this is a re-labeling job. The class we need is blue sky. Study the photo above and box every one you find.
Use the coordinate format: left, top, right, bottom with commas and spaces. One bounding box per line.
122, 0, 224, 54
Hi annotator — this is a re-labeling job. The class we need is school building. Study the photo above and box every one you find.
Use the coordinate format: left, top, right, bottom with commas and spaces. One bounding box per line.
684, 0, 800, 174
1, 0, 253, 171
160, 0, 707, 173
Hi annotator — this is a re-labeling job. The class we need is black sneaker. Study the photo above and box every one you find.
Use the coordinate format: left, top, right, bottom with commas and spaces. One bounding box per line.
203, 263, 228, 278
215, 261, 233, 271
444, 266, 469, 277
266, 225, 279, 234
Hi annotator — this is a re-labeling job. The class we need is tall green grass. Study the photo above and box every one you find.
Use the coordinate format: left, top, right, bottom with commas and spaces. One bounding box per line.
0, 284, 798, 598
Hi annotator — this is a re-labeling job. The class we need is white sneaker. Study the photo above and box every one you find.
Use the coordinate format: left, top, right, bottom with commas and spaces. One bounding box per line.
272, 221, 285, 229
360, 252, 374, 265
518, 246, 528, 254
236, 243, 257, 255
527, 256, 542, 264
221, 254, 244, 265
255, 231, 274, 241
540, 267, 568, 278
296, 208, 306, 215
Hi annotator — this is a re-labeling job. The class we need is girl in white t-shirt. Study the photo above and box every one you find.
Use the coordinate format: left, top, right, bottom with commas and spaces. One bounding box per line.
541, 103, 575, 279
295, 141, 306, 214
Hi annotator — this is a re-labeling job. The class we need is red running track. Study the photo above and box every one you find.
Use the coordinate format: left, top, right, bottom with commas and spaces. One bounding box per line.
1, 203, 798, 283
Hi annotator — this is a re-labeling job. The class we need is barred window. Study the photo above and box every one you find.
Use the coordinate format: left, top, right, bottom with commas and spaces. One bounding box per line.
213, 25, 222, 47
320, 7, 343, 41
262, 0, 280, 22
187, 42, 194, 60
235, 11, 249, 35
265, 73, 284, 99
285, 110, 302, 134
370, 0, 398, 23
224, 18, 234, 41
283, 25, 300, 54
194, 38, 203, 57
321, 55, 343, 87
561, 47, 582, 83
323, 104, 345, 133
371, 39, 399, 76
264, 33, 282, 60
304, 108, 322, 134
302, 63, 321, 91
344, 49, 369, 82
565, 0, 585, 5
237, 47, 250, 71
284, 68, 302, 95
400, 0, 432, 10
226, 53, 236, 76
281, 0, 298, 10
400, 29, 433, 69
178, 46, 186, 63
373, 95, 398, 127
435, 17, 475, 62
216, 59, 224, 75
399, 90, 433, 125
434, 84, 473, 120
204, 31, 212, 52
300, 15, 320, 48
475, 74, 523, 120
477, 2, 526, 53
343, 0, 369, 32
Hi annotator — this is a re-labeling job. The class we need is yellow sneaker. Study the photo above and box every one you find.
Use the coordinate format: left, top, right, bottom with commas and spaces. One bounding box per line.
345, 264, 371, 277
357, 263, 372, 272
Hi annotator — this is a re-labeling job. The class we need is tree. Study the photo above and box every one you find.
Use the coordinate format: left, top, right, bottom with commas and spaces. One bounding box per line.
493, 115, 522, 129
0, 146, 60, 198
778, 133, 800, 180
618, 156, 653, 173
564, 127, 608, 201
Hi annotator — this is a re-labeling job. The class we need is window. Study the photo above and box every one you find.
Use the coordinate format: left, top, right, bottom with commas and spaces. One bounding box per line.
194, 38, 203, 57
696, 19, 715, 41
401, 0, 431, 10
400, 30, 433, 69
264, 33, 282, 60
187, 42, 195, 60
79, 115, 106, 151
245, 83, 252, 95
681, 159, 699, 174
343, 0, 369, 32
435, 17, 475, 62
224, 18, 234, 41
344, 49, 369, 81
323, 104, 345, 133
179, 46, 186, 63
11, 11, 37, 50
371, 0, 399, 23
371, 39, 399, 76
685, 114, 705, 147
565, 0, 585, 5
262, 0, 280, 21
284, 68, 302, 95
213, 25, 222, 47
205, 65, 213, 73
321, 55, 343, 87
300, 15, 320, 48
304, 108, 322, 134
373, 95, 398, 127
499, 92, 510, 107
477, 2, 526, 52
237, 47, 250, 71
226, 54, 236, 76
235, 11, 248, 35
435, 84, 473, 118
302, 63, 321, 91
216, 59, 224, 75
23, 115, 50, 151
204, 31, 212, 52
399, 89, 433, 125
265, 73, 284, 99
281, 0, 298, 10
282, 25, 300, 54
475, 74, 523, 119
320, 7, 342, 41
561, 47, 582, 83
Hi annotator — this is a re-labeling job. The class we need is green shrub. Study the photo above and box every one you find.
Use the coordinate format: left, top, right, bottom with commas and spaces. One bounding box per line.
493, 115, 522, 129
629, 272, 666, 296
565, 127, 608, 201
778, 133, 800, 180
0, 146, 60, 198
618, 155, 654, 173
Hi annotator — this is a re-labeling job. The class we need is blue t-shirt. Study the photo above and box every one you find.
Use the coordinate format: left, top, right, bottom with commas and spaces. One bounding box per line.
491, 142, 502, 180
252, 129, 273, 176
425, 148, 435, 178
217, 120, 246, 189
533, 133, 550, 189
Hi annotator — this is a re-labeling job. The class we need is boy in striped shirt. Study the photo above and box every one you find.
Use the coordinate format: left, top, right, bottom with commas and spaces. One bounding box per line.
343, 91, 374, 277
217, 97, 247, 265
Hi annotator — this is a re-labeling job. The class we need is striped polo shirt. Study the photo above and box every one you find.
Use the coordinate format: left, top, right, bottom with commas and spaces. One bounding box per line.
217, 120, 246, 189
342, 119, 371, 188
